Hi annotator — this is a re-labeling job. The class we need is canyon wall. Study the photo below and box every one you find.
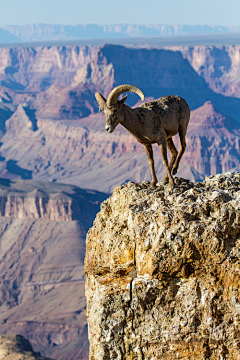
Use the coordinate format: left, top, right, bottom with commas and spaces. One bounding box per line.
177, 45, 240, 98
0, 178, 107, 360
85, 172, 240, 359
1, 44, 240, 192
0, 45, 98, 92
1, 98, 240, 193
1, 44, 240, 111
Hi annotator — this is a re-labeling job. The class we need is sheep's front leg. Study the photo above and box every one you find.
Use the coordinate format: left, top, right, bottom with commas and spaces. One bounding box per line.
158, 138, 174, 189
144, 144, 158, 186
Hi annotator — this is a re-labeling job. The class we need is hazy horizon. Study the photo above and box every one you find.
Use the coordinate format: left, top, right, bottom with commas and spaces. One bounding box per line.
0, 0, 240, 27
3, 22, 240, 27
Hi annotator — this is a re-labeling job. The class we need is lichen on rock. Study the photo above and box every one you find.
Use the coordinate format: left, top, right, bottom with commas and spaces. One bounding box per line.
85, 173, 240, 359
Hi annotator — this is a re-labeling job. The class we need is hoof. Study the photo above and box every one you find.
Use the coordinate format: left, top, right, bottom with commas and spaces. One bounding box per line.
150, 181, 157, 187
162, 176, 169, 185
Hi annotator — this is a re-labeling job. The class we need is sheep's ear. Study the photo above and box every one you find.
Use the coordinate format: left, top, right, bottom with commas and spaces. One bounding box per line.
118, 95, 128, 106
95, 92, 106, 111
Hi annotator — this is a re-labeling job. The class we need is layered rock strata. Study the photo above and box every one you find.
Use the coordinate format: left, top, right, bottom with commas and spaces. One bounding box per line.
0, 178, 106, 224
85, 172, 240, 359
2, 100, 240, 193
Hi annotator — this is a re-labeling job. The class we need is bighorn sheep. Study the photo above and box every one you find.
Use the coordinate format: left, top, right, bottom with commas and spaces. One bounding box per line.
95, 84, 190, 188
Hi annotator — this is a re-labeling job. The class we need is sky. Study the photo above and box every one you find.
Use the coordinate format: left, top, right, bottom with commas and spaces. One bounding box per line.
0, 0, 240, 26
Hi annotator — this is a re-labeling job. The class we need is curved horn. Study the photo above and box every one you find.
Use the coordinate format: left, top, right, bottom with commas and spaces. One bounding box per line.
107, 84, 145, 107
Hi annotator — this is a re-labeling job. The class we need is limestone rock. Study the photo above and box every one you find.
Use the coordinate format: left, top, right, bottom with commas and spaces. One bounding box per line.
0, 335, 52, 359
85, 172, 240, 359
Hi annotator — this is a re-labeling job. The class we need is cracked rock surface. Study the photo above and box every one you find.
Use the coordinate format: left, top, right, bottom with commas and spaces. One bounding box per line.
85, 173, 240, 359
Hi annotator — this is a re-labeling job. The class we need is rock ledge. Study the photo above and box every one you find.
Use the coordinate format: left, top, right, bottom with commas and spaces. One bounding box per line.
85, 173, 240, 359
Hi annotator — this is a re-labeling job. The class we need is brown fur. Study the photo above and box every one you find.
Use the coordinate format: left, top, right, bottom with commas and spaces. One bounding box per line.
95, 89, 190, 188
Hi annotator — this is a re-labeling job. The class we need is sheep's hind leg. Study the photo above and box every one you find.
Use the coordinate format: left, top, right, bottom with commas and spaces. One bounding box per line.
158, 139, 174, 189
172, 128, 186, 175
144, 144, 158, 186
162, 138, 178, 183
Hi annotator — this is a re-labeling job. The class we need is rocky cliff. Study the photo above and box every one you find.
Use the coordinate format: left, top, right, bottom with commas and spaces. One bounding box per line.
85, 172, 240, 359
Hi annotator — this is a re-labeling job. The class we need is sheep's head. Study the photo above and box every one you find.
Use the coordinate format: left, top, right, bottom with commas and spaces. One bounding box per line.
95, 84, 145, 133
95, 93, 127, 133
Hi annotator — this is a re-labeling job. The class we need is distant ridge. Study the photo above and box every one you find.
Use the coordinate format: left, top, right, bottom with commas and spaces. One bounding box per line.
1, 33, 240, 49
2, 23, 240, 43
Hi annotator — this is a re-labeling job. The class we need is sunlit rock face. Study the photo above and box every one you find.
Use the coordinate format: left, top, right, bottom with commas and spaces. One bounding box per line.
85, 173, 240, 359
